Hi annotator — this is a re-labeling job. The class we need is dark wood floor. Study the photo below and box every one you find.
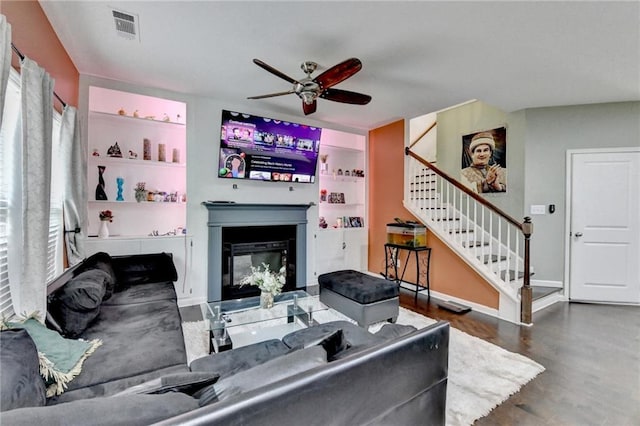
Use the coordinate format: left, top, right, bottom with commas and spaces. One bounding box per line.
400, 289, 640, 426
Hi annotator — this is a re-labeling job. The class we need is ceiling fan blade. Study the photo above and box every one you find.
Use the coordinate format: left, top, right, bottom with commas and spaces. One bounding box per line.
303, 100, 317, 115
320, 88, 372, 105
247, 90, 295, 100
253, 59, 300, 85
314, 58, 363, 89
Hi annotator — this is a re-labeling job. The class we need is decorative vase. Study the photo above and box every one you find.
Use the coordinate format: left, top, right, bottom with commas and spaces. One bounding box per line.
135, 190, 147, 203
98, 220, 110, 239
95, 165, 108, 200
260, 291, 274, 309
116, 177, 124, 201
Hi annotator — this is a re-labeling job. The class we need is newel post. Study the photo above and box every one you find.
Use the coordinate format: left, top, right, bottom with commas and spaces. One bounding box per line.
521, 217, 533, 324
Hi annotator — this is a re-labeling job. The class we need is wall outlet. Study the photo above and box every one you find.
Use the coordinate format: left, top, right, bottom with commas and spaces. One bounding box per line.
530, 205, 546, 215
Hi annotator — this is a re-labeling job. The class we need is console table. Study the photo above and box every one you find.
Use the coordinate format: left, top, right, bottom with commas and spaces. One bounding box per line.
384, 243, 431, 302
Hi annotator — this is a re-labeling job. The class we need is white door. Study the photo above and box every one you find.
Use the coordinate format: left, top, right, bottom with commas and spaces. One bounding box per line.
569, 150, 640, 303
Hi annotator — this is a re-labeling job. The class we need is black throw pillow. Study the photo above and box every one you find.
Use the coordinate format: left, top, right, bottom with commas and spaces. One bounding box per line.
0, 329, 46, 411
49, 269, 108, 337
76, 252, 116, 300
300, 328, 349, 361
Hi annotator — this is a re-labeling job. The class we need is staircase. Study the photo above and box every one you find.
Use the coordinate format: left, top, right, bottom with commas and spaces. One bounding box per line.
404, 149, 534, 324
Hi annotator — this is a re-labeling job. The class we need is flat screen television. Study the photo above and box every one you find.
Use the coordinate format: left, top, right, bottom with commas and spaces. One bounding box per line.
218, 110, 322, 183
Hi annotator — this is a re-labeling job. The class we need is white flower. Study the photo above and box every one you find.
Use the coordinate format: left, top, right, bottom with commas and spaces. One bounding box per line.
240, 263, 286, 295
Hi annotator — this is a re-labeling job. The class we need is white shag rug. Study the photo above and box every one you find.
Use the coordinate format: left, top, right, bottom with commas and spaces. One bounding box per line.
182, 306, 544, 426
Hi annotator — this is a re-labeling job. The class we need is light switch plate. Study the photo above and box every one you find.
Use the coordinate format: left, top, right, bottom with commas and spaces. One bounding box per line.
530, 205, 546, 215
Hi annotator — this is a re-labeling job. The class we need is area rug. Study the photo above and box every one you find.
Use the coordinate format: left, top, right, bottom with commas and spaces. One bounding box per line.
182, 306, 544, 426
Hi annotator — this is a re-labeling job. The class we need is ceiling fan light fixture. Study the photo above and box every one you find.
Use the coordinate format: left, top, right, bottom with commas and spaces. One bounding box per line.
301, 91, 316, 105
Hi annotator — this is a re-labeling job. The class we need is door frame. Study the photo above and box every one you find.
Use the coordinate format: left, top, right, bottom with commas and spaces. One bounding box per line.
564, 147, 640, 301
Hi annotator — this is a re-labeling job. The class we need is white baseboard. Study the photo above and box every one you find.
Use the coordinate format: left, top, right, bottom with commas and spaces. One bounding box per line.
530, 279, 563, 288
533, 292, 566, 313
398, 282, 500, 319
178, 295, 206, 308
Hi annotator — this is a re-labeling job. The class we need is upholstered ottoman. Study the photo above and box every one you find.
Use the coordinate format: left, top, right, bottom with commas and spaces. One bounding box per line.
318, 270, 399, 327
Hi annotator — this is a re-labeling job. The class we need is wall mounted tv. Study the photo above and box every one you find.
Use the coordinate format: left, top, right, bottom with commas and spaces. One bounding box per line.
218, 110, 322, 183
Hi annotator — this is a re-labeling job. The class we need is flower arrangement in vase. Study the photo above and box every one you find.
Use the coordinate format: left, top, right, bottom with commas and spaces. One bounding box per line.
240, 263, 286, 308
99, 210, 114, 222
98, 210, 114, 239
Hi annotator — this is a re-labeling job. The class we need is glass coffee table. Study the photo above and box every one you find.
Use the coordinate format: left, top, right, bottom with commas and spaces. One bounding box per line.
201, 290, 328, 353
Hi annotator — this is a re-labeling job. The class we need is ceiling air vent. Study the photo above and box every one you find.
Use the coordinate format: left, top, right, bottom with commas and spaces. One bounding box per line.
112, 9, 139, 41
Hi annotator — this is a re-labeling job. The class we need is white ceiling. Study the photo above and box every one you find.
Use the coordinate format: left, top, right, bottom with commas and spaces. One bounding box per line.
40, 1, 640, 131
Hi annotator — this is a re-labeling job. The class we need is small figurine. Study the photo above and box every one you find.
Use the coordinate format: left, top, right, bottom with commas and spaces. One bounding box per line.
133, 110, 140, 118
128, 150, 138, 159
162, 113, 170, 122
107, 142, 123, 158
118, 108, 126, 116
319, 216, 328, 229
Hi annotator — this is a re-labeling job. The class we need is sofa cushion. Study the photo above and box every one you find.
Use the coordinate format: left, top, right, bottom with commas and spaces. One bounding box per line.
189, 339, 289, 379
0, 329, 47, 411
49, 269, 109, 337
111, 252, 178, 287
76, 252, 117, 300
102, 281, 177, 306
197, 345, 327, 406
282, 320, 382, 349
63, 299, 186, 395
4, 317, 102, 397
0, 393, 199, 426
115, 371, 219, 396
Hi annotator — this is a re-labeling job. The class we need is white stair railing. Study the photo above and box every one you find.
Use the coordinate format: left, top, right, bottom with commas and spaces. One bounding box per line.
405, 148, 533, 324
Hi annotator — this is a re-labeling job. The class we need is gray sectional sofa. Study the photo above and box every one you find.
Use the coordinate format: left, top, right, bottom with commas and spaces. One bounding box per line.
0, 251, 450, 425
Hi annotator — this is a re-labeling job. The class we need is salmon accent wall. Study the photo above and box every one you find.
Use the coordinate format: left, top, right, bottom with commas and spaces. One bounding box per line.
368, 120, 499, 310
4, 1, 79, 110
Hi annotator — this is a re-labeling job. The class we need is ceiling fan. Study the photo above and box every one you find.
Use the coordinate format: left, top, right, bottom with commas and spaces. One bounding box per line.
247, 58, 372, 115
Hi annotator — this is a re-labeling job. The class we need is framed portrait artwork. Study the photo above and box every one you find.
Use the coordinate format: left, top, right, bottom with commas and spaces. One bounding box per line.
461, 126, 507, 194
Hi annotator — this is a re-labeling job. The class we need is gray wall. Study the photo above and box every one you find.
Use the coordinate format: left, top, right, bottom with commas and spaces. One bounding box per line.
436, 99, 640, 285
523, 101, 640, 282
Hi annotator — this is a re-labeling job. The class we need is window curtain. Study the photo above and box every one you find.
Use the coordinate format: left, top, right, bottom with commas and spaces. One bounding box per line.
60, 106, 86, 265
17, 57, 53, 315
0, 15, 11, 129
0, 15, 13, 317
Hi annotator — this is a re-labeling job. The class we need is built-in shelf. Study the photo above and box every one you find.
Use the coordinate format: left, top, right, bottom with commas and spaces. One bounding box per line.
88, 156, 185, 168
89, 110, 185, 127
318, 174, 365, 182
318, 202, 365, 207
86, 234, 188, 240
88, 200, 185, 205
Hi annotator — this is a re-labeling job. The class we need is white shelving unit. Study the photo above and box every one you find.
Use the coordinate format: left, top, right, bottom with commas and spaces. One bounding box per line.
316, 131, 367, 275
86, 87, 187, 238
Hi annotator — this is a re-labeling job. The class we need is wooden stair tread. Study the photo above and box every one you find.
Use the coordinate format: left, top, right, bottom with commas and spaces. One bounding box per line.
478, 254, 507, 264
463, 240, 490, 247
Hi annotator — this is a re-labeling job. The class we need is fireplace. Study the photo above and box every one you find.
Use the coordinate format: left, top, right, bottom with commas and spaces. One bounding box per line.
203, 202, 312, 302
221, 225, 296, 300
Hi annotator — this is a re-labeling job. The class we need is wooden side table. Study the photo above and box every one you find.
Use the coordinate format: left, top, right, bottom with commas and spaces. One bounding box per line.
384, 243, 432, 302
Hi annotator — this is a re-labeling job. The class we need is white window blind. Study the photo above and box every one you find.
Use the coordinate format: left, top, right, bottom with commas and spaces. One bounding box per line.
0, 70, 20, 318
47, 113, 63, 282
